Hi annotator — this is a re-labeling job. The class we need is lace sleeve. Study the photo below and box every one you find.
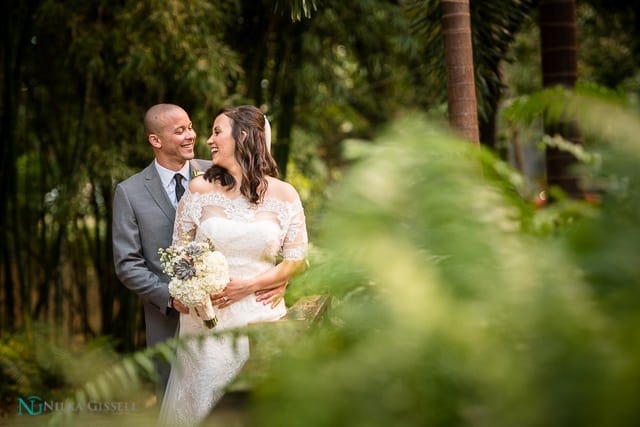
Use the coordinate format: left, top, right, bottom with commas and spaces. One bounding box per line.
172, 190, 201, 244
280, 194, 308, 261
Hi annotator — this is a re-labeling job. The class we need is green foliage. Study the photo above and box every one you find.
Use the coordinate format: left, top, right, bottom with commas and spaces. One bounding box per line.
276, 0, 318, 21
4, 1, 640, 424
291, 0, 426, 172
1, 322, 248, 426
406, 0, 537, 123
284, 128, 331, 239
2, 0, 243, 345
6, 92, 640, 426
0, 323, 123, 419
245, 96, 640, 426
503, 3, 640, 100
578, 2, 640, 92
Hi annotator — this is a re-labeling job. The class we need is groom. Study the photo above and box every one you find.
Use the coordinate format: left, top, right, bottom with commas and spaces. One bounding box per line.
112, 103, 210, 400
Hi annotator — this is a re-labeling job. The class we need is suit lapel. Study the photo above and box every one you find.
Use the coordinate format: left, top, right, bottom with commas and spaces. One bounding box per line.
188, 160, 195, 182
188, 159, 209, 180
143, 163, 176, 222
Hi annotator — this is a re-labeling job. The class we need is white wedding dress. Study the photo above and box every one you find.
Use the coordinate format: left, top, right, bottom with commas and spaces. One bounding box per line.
158, 189, 307, 427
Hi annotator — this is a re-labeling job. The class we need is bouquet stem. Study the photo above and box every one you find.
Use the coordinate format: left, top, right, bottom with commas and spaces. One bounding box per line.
193, 298, 218, 329
203, 318, 218, 329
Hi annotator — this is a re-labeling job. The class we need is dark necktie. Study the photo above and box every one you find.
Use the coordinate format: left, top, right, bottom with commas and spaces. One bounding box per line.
174, 173, 185, 202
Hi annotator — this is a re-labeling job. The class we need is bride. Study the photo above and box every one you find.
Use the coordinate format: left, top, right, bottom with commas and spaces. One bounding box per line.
158, 106, 308, 426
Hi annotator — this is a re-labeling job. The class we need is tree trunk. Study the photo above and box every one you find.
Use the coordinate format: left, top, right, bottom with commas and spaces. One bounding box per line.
237, 0, 271, 105
1, 0, 42, 331
539, 0, 583, 199
441, 0, 480, 144
272, 20, 306, 178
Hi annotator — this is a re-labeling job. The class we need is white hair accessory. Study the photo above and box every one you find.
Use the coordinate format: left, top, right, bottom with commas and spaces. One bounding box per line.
264, 115, 271, 152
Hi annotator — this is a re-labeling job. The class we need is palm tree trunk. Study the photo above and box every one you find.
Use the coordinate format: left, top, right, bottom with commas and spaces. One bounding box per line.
441, 0, 479, 144
539, 0, 583, 199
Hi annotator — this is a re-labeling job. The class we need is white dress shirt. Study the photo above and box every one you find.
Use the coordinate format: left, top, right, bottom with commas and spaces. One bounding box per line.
154, 160, 190, 209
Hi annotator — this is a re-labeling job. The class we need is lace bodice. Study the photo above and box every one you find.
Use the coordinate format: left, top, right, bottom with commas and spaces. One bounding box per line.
172, 188, 307, 327
173, 190, 307, 267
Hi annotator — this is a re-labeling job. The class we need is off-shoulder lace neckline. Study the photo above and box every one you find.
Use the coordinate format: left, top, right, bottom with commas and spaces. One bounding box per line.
188, 190, 297, 208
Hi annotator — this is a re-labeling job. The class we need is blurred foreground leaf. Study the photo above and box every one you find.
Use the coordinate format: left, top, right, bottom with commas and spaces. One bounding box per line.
249, 108, 640, 427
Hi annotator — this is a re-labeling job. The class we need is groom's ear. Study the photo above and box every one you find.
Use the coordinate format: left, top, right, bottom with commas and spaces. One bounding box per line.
149, 133, 161, 148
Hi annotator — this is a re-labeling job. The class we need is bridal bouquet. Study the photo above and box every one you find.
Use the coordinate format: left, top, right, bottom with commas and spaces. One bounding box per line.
159, 239, 229, 329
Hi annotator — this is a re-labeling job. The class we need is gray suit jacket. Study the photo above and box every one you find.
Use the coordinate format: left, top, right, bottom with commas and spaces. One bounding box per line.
112, 158, 211, 349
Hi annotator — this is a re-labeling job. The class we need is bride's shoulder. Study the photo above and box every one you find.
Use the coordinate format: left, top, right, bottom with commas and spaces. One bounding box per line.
188, 176, 220, 194
265, 177, 300, 203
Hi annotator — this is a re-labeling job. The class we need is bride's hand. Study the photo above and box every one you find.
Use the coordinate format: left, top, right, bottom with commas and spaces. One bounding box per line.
210, 278, 252, 308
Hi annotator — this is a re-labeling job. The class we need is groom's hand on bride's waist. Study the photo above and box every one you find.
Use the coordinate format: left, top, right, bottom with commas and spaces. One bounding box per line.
171, 297, 190, 314
255, 282, 288, 308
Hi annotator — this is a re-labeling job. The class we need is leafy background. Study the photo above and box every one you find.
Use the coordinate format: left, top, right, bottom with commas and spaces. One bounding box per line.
2, 0, 640, 426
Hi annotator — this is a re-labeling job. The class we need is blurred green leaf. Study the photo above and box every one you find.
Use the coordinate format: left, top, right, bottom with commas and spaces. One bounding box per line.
248, 103, 640, 426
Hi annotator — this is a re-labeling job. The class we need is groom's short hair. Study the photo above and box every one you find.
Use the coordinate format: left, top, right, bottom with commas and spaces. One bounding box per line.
144, 103, 183, 135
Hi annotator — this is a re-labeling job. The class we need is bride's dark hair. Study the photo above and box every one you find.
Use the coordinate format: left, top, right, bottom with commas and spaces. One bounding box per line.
203, 105, 279, 204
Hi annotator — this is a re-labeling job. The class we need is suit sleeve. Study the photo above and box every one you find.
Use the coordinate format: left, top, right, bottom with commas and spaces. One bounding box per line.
112, 183, 171, 315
